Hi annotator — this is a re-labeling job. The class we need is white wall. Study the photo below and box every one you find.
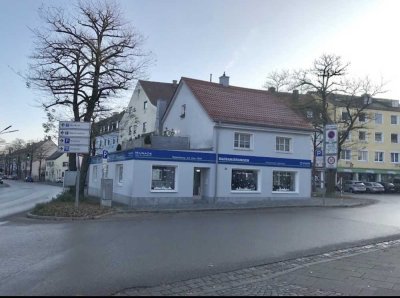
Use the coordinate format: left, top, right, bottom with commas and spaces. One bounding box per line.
95, 131, 120, 154
216, 125, 312, 160
163, 82, 215, 150
119, 82, 157, 143
45, 154, 69, 182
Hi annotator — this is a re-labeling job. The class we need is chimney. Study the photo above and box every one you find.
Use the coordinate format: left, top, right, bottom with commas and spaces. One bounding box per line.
172, 80, 178, 86
219, 72, 229, 87
292, 89, 299, 100
268, 87, 276, 93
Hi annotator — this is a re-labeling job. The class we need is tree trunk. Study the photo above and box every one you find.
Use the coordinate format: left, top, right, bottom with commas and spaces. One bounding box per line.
79, 154, 90, 198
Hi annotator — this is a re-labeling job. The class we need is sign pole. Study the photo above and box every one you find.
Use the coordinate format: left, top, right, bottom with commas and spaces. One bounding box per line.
322, 125, 326, 205
75, 153, 79, 208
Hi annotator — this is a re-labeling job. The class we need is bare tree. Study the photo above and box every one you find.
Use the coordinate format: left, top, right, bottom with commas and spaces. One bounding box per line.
28, 0, 152, 197
263, 69, 291, 92
291, 54, 386, 194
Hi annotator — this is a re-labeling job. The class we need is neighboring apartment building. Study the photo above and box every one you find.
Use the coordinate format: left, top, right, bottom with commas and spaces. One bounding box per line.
330, 96, 400, 183
88, 74, 314, 207
93, 112, 125, 155
45, 152, 69, 182
119, 80, 178, 148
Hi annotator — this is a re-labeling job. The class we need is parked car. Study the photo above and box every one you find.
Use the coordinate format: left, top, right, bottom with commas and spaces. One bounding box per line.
0, 177, 3, 184
380, 182, 396, 193
11, 175, 18, 180
343, 180, 366, 193
364, 182, 385, 193
56, 177, 63, 183
25, 176, 33, 182
392, 177, 400, 192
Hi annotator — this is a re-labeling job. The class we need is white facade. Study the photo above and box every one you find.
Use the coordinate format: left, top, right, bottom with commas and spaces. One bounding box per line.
119, 82, 157, 143
45, 153, 69, 182
95, 131, 120, 154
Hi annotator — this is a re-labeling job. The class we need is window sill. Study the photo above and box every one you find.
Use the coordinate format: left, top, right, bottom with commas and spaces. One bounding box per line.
231, 190, 260, 194
151, 190, 177, 193
275, 150, 292, 154
272, 191, 298, 194
233, 147, 253, 151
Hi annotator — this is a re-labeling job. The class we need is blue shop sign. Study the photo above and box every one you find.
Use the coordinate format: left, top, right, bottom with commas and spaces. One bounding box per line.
218, 154, 311, 168
134, 148, 215, 163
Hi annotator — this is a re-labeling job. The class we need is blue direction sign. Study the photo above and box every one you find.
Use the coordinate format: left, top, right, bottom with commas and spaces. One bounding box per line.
315, 148, 323, 157
102, 150, 109, 159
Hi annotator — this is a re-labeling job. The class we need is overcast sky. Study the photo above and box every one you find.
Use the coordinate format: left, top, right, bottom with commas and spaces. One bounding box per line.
1, 0, 399, 145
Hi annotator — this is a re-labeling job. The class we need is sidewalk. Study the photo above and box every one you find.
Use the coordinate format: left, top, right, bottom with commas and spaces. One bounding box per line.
115, 195, 377, 214
114, 239, 400, 296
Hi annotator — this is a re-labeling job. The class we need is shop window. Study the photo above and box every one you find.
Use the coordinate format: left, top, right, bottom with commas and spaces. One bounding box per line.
151, 166, 176, 191
234, 132, 252, 149
231, 169, 258, 191
276, 137, 291, 152
273, 171, 296, 192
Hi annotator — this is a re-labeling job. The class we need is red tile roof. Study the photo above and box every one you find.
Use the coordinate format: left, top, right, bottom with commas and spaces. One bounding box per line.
182, 77, 314, 132
139, 80, 178, 106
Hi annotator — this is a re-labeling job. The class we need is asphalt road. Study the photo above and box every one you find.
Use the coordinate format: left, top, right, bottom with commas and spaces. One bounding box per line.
2, 183, 400, 295
0, 180, 62, 219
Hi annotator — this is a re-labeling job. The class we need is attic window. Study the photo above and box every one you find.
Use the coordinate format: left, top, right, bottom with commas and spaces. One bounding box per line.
180, 104, 186, 118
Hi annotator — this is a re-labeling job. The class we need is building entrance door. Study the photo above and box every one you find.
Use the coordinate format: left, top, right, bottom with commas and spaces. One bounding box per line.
193, 168, 202, 200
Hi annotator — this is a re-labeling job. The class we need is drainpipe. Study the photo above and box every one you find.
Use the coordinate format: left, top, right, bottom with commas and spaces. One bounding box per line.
214, 122, 221, 204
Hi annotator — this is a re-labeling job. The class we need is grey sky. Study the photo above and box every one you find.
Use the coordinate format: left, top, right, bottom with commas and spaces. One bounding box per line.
0, 0, 398, 145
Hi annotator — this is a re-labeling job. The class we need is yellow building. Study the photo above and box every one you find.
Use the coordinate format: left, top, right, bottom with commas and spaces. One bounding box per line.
329, 96, 400, 182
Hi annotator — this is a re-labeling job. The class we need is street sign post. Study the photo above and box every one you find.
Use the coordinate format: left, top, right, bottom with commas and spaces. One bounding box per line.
58, 121, 91, 208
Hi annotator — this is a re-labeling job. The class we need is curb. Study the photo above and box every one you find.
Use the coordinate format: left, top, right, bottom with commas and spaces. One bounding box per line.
26, 210, 116, 221
116, 197, 377, 214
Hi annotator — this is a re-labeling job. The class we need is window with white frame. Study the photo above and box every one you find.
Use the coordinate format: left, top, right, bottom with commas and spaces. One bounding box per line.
375, 132, 383, 143
391, 153, 400, 163
358, 150, 368, 161
391, 115, 398, 124
116, 164, 123, 184
143, 122, 147, 133
374, 151, 384, 162
375, 113, 383, 124
276, 137, 291, 152
234, 132, 252, 150
340, 149, 351, 160
273, 171, 296, 192
231, 169, 259, 191
151, 166, 176, 191
93, 166, 98, 181
359, 131, 367, 141
391, 133, 398, 143
143, 101, 148, 110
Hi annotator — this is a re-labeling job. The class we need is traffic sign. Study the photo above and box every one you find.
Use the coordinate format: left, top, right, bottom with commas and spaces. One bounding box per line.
315, 148, 323, 157
102, 150, 109, 159
59, 145, 89, 153
59, 137, 90, 146
325, 155, 337, 169
59, 129, 90, 138
59, 121, 91, 130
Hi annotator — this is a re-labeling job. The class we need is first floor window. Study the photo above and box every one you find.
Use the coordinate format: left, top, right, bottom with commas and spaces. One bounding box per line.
276, 137, 291, 152
391, 153, 400, 163
234, 132, 251, 149
358, 150, 368, 161
231, 169, 258, 191
375, 132, 383, 143
359, 131, 367, 141
273, 171, 296, 192
151, 166, 176, 190
116, 164, 123, 184
340, 149, 351, 160
374, 152, 384, 162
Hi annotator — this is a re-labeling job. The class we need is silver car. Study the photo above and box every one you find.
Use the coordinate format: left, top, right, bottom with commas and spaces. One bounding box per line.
363, 182, 384, 193
343, 180, 366, 193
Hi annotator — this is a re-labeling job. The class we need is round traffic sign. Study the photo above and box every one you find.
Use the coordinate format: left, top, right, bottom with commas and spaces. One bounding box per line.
327, 156, 336, 164
327, 130, 336, 139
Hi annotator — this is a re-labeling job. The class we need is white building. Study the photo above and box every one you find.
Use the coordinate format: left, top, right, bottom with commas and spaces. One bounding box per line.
45, 152, 69, 182
119, 80, 178, 148
93, 112, 124, 155
88, 74, 314, 207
